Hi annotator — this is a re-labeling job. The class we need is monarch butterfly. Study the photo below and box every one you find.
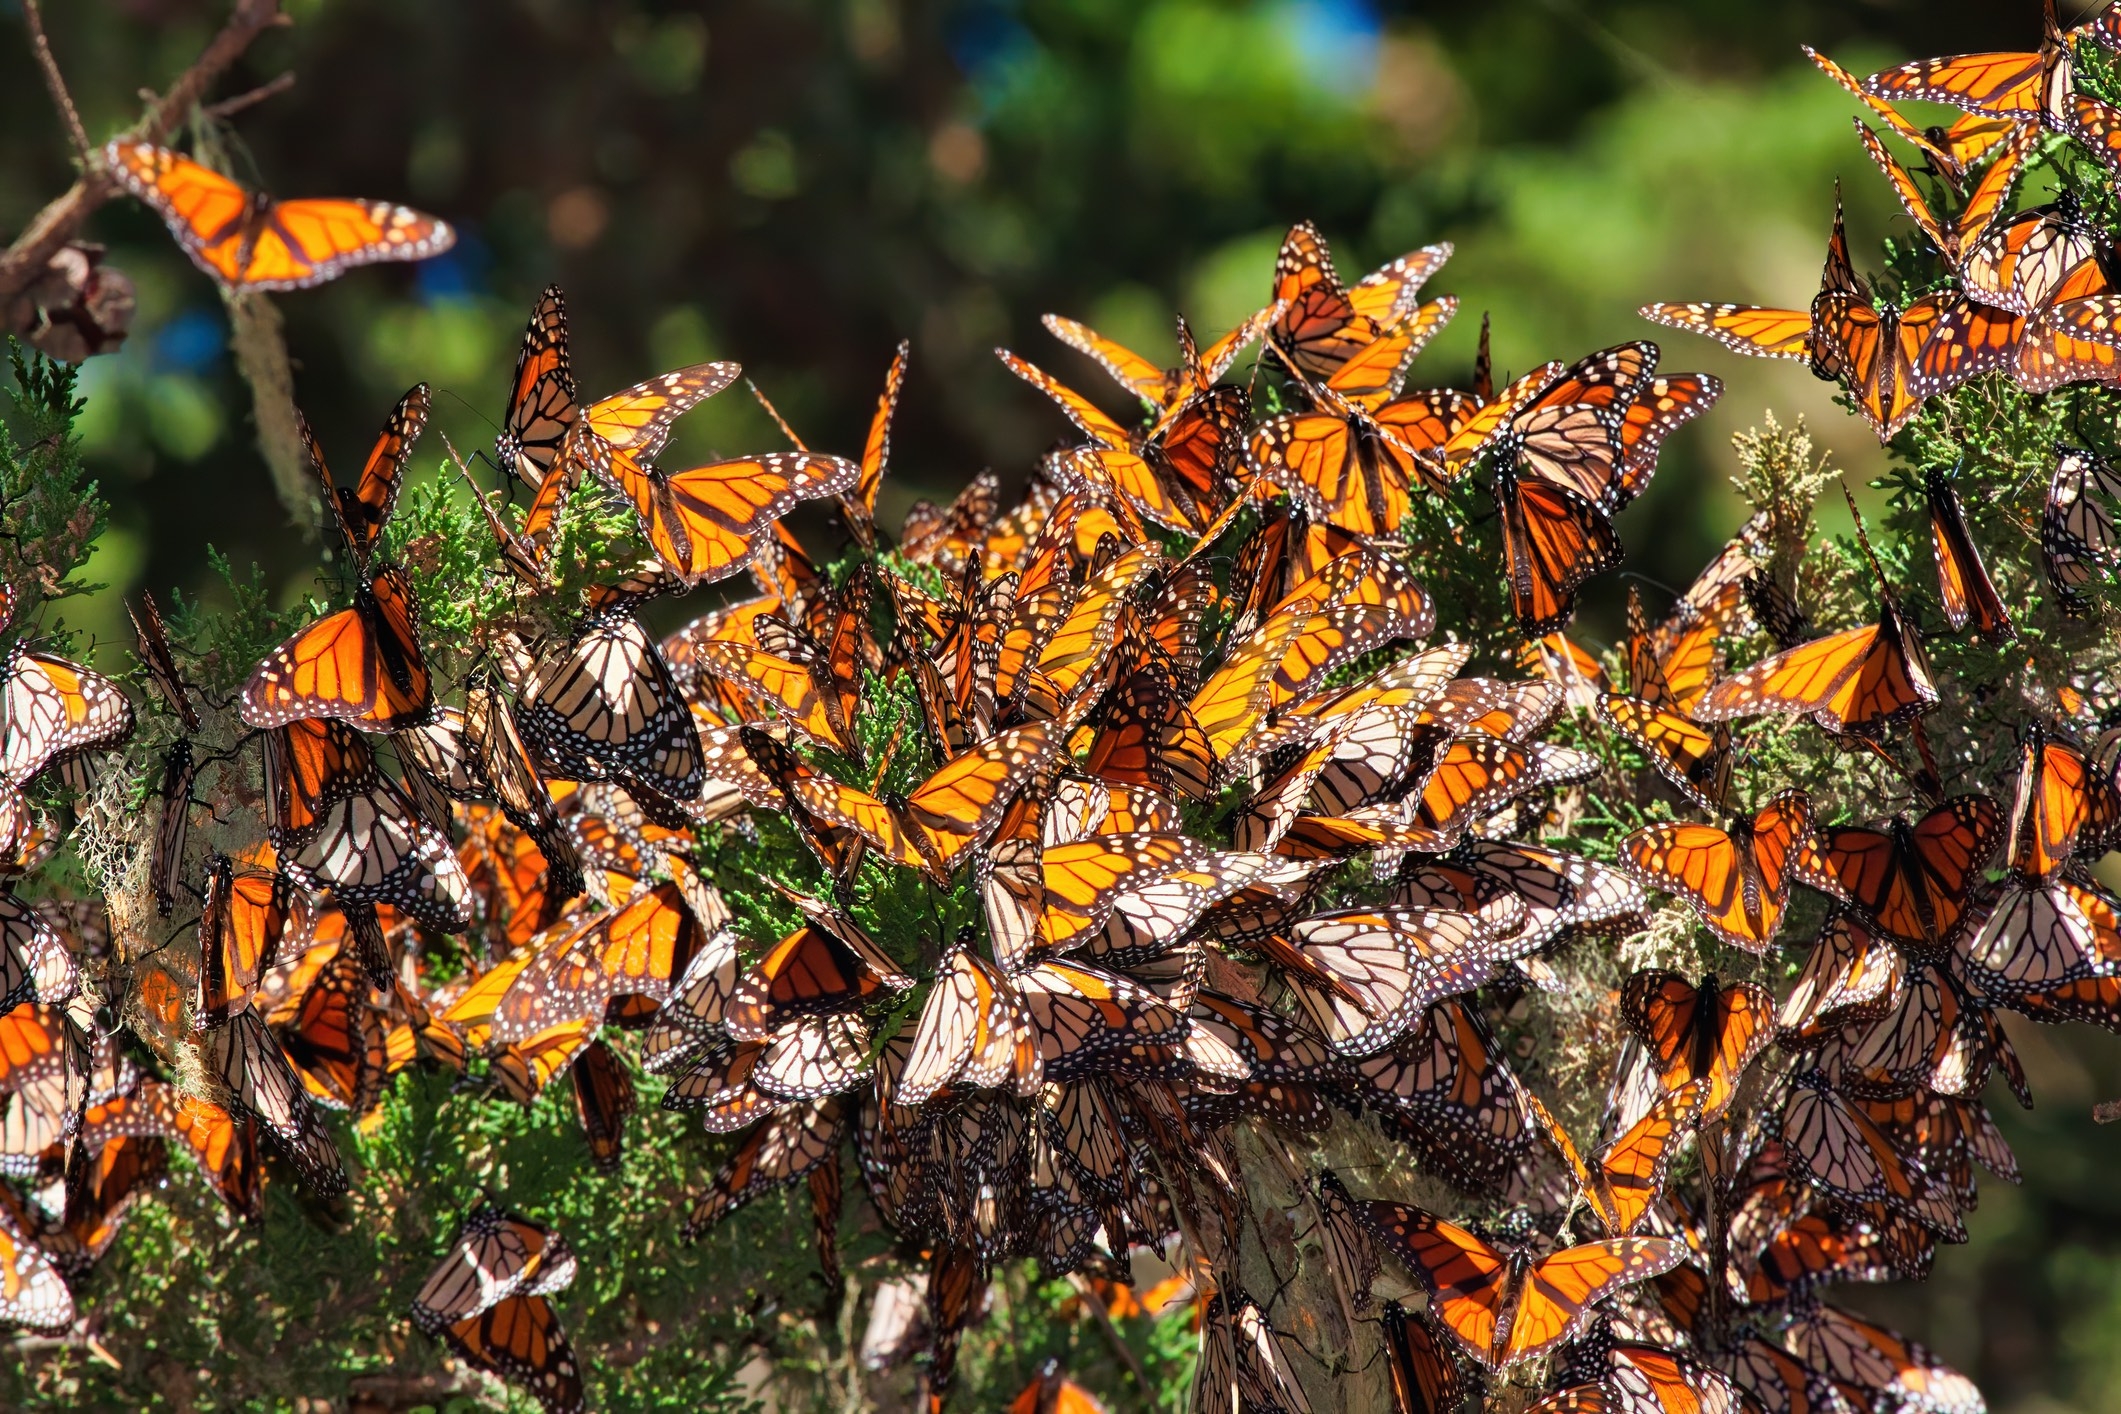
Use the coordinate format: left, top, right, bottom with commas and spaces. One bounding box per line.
902, 470, 1003, 569
1000, 351, 1207, 535
1923, 466, 2015, 638
1780, 911, 1907, 1045
1348, 1001, 1535, 1193
567, 364, 860, 586
1006, 1362, 1108, 1414
0, 1189, 73, 1332
276, 944, 388, 1114
1798, 794, 2001, 953
1527, 1081, 1705, 1237
195, 854, 292, 1030
1398, 842, 1646, 952
463, 675, 585, 907
682, 1097, 843, 1237
1964, 196, 2115, 318
1860, 0, 2116, 123
1082, 641, 1215, 802
103, 140, 454, 291
1622, 792, 1817, 954
0, 591, 136, 791
519, 609, 704, 807
1045, 304, 1276, 412
568, 1037, 636, 1172
0, 894, 77, 1016
897, 943, 1040, 1107
1014, 958, 1187, 1080
1269, 220, 1453, 388
1357, 1198, 1682, 1370
1855, 119, 2031, 270
1380, 1301, 1466, 1414
1307, 1169, 1378, 1320
262, 718, 472, 938
1620, 971, 1776, 1124
2004, 726, 2118, 882
1598, 693, 1732, 813
1803, 45, 1971, 185
1696, 565, 1937, 741
1809, 276, 2022, 443
1791, 1304, 1984, 1414
1745, 1205, 1936, 1304
2043, 444, 2121, 612
1778, 1072, 1964, 1236
199, 1008, 346, 1196
1639, 193, 1862, 362
722, 894, 910, 1041
496, 866, 726, 1043
1286, 904, 1525, 1057
1487, 344, 1677, 635
496, 286, 577, 489
1960, 870, 2121, 1001
749, 720, 1058, 881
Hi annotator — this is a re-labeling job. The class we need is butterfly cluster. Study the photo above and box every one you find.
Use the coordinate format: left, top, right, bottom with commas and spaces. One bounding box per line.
8, 7, 2121, 1404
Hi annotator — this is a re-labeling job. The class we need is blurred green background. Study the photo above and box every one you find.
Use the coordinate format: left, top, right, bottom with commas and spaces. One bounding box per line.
8, 2, 2121, 1410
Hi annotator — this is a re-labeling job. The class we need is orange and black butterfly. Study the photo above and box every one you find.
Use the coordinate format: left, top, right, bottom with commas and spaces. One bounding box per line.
1797, 794, 2001, 953
1621, 792, 1815, 955
1640, 193, 1864, 363
1597, 693, 1731, 813
462, 674, 585, 905
1487, 344, 1680, 636
570, 1037, 636, 1172
1859, 0, 2117, 126
0, 583, 136, 793
414, 1201, 585, 1414
2043, 444, 2121, 613
195, 853, 292, 1029
103, 140, 454, 291
1922, 465, 2014, 638
1808, 278, 2021, 444
240, 388, 434, 731
1856, 118, 2031, 271
262, 716, 472, 937
1382, 1301, 1466, 1414
1804, 44, 1973, 186
519, 609, 705, 812
200, 1009, 347, 1196
1349, 1001, 1535, 1193
1526, 1082, 1704, 1237
2000, 725, 2118, 883
496, 286, 577, 489
1618, 971, 1776, 1121
566, 363, 860, 585
1696, 514, 1937, 741
1268, 220, 1453, 392
1357, 1198, 1682, 1371
1777, 1072, 1964, 1236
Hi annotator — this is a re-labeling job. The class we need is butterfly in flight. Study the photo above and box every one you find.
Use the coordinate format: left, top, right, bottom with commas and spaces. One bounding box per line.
104, 141, 455, 291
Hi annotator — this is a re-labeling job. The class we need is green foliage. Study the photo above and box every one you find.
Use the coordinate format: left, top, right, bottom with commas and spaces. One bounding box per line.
0, 341, 108, 637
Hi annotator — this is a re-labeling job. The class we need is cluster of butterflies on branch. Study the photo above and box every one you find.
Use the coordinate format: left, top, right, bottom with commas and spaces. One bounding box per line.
1, 8, 2119, 1408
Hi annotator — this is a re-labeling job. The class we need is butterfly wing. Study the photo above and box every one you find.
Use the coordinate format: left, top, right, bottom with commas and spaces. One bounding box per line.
499, 287, 578, 488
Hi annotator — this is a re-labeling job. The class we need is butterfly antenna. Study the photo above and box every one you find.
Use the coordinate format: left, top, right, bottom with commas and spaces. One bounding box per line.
435, 386, 505, 442
1473, 311, 1494, 402
746, 380, 810, 452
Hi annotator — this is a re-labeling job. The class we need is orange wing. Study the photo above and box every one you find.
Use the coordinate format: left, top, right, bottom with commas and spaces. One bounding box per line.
105, 141, 454, 291
1639, 302, 1812, 360
497, 286, 577, 488
1495, 467, 1622, 638
1597, 692, 1731, 812
1501, 1238, 1683, 1365
1358, 1202, 1513, 1366
240, 564, 432, 731
1622, 792, 1812, 953
1620, 970, 1775, 1119
442, 1293, 585, 1414
1697, 602, 1936, 739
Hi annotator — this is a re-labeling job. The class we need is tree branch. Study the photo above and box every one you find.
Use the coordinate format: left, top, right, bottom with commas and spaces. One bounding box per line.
21, 0, 91, 162
201, 71, 296, 121
0, 0, 289, 303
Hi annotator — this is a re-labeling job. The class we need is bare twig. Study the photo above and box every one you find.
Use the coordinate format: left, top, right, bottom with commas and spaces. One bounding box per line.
200, 70, 295, 121
0, 0, 289, 303
21, 0, 91, 162
1067, 1272, 1153, 1393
